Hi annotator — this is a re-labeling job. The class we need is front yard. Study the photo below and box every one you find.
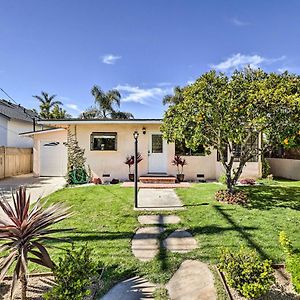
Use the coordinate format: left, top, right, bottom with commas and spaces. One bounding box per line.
40, 180, 300, 297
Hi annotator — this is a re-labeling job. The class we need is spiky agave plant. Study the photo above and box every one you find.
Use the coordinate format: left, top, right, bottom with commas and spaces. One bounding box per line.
0, 186, 72, 300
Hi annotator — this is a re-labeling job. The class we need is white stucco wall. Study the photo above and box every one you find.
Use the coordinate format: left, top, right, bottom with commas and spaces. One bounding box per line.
7, 119, 36, 148
31, 123, 262, 181
267, 158, 300, 180
0, 115, 8, 146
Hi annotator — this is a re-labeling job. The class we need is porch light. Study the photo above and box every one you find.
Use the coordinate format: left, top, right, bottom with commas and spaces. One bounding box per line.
142, 127, 146, 135
133, 131, 139, 139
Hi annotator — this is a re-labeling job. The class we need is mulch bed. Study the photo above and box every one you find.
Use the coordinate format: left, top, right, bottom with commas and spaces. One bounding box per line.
0, 275, 54, 300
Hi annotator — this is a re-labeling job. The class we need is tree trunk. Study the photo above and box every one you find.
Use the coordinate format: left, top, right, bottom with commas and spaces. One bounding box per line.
225, 171, 234, 194
20, 270, 27, 300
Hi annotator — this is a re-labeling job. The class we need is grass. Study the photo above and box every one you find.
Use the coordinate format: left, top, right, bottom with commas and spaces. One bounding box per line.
28, 180, 300, 297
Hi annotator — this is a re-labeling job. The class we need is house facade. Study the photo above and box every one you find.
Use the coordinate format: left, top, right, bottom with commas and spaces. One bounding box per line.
0, 99, 41, 148
21, 119, 262, 181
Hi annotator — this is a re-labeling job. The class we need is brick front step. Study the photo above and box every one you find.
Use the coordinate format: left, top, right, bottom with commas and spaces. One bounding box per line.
139, 176, 177, 184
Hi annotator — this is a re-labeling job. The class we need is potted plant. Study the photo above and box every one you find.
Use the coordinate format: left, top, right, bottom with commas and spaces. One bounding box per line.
172, 155, 187, 182
124, 152, 143, 181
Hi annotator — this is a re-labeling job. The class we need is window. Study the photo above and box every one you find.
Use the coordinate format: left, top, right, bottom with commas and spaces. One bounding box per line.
217, 147, 228, 162
90, 132, 117, 151
175, 140, 205, 156
233, 135, 259, 162
152, 134, 163, 153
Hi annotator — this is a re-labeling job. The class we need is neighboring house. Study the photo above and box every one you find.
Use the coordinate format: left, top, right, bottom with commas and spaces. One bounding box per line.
0, 99, 41, 148
20, 119, 262, 180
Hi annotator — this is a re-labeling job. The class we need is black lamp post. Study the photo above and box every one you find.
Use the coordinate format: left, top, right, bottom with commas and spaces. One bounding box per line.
133, 131, 139, 208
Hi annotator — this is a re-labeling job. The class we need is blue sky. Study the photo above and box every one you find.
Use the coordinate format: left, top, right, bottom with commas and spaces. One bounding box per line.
0, 0, 300, 118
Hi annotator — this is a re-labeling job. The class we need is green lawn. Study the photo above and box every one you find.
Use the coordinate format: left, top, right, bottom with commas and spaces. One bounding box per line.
40, 180, 300, 297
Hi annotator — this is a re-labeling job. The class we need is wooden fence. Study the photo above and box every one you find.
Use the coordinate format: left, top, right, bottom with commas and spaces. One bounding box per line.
0, 147, 33, 179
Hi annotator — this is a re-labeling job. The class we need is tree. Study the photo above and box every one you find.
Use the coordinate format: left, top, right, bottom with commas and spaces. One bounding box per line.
88, 85, 134, 119
161, 68, 300, 193
51, 104, 70, 119
91, 85, 121, 118
162, 86, 184, 105
33, 91, 63, 119
79, 106, 103, 119
110, 111, 134, 119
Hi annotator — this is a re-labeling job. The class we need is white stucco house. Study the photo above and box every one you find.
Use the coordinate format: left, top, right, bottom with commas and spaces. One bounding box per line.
20, 118, 262, 181
0, 99, 41, 148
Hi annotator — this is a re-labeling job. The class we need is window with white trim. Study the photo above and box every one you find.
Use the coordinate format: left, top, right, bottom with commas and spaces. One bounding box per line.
90, 132, 117, 151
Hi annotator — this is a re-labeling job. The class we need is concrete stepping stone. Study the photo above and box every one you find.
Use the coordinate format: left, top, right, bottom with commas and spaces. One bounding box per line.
100, 276, 157, 300
166, 260, 217, 300
163, 229, 197, 253
136, 189, 184, 211
138, 215, 181, 225
132, 227, 164, 261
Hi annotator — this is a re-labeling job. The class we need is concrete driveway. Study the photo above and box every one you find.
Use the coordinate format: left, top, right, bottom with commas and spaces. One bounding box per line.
0, 173, 66, 206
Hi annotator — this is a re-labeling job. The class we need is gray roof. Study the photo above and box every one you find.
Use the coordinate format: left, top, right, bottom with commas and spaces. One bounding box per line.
0, 99, 38, 122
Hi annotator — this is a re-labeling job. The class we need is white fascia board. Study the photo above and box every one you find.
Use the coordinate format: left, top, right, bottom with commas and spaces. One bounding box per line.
37, 120, 162, 125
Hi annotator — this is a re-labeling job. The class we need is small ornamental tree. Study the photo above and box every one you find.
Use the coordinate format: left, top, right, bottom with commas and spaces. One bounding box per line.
161, 68, 300, 193
65, 130, 88, 184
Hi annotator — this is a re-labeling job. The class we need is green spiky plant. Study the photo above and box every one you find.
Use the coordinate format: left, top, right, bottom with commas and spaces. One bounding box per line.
0, 186, 72, 300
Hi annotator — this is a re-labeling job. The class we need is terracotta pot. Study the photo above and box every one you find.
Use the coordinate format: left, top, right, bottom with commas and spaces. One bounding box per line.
93, 178, 102, 185
129, 174, 134, 181
177, 174, 184, 182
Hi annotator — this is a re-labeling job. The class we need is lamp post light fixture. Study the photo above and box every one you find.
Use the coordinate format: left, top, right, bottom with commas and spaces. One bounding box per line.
133, 131, 139, 208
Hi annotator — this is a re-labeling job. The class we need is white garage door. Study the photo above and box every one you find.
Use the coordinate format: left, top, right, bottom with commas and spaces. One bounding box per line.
40, 141, 67, 177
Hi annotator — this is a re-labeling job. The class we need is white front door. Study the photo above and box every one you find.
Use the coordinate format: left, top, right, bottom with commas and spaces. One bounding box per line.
148, 133, 168, 173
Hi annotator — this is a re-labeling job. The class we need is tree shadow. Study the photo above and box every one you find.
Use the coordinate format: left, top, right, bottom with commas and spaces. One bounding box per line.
239, 185, 300, 211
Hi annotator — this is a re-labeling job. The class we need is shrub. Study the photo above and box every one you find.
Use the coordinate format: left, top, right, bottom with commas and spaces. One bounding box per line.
279, 231, 294, 256
218, 174, 227, 184
44, 244, 102, 300
171, 155, 187, 174
124, 152, 143, 174
239, 178, 256, 185
279, 231, 300, 293
262, 156, 271, 178
0, 186, 71, 300
219, 247, 274, 299
215, 190, 248, 205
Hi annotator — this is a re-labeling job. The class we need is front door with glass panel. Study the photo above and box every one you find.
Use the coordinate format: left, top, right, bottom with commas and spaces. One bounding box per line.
148, 133, 167, 173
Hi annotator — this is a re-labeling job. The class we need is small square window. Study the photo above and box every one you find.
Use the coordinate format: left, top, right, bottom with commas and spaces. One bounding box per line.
91, 132, 117, 151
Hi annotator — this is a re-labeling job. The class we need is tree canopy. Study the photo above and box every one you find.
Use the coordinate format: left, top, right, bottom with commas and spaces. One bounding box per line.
80, 85, 134, 119
161, 68, 300, 192
33, 91, 69, 119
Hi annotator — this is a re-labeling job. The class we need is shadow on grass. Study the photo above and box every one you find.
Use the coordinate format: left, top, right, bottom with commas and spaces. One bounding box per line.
188, 205, 268, 259
239, 185, 300, 211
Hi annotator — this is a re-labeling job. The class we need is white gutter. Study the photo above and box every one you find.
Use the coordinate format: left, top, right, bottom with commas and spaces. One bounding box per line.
19, 128, 66, 137
37, 119, 162, 125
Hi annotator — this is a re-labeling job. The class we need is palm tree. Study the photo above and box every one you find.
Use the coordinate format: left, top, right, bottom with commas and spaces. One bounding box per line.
162, 86, 184, 105
111, 111, 134, 119
91, 85, 121, 118
33, 91, 63, 119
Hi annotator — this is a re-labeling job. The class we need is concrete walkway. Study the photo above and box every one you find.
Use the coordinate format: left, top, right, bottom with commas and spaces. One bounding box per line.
132, 227, 164, 261
166, 260, 217, 300
0, 174, 66, 217
138, 215, 181, 225
163, 229, 198, 253
136, 189, 184, 210
100, 276, 157, 300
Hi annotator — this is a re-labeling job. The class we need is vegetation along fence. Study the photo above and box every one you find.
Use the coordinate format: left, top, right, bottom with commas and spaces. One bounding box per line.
0, 147, 33, 179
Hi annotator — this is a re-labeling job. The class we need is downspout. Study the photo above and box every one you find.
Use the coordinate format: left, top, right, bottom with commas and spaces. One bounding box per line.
32, 118, 36, 132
